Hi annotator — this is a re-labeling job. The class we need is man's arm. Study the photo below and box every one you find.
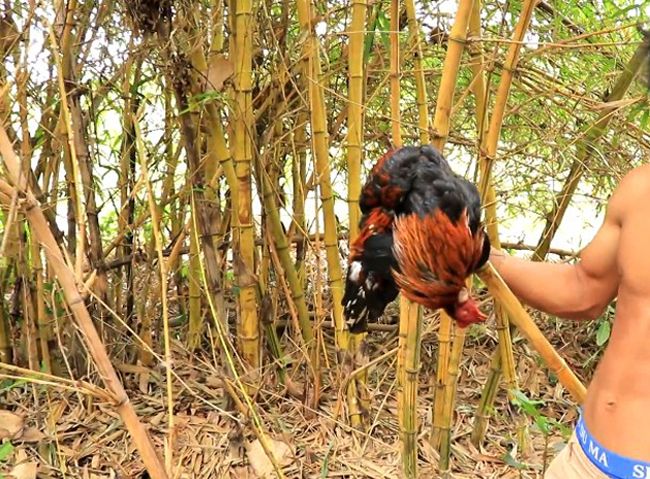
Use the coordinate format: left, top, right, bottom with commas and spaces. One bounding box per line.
488, 176, 628, 321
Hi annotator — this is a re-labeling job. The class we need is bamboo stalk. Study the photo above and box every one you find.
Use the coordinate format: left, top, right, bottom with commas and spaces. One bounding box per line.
477, 0, 537, 199
0, 126, 168, 478
295, 0, 361, 426
439, 325, 466, 473
390, 0, 402, 147
291, 112, 308, 284
389, 1, 422, 473
472, 346, 501, 445
188, 209, 202, 351
49, 2, 86, 280
428, 0, 474, 454
19, 244, 40, 373
31, 234, 51, 373
469, 0, 518, 445
397, 301, 422, 478
404, 0, 430, 143
117, 56, 141, 326
171, 80, 228, 356
0, 276, 10, 363
259, 167, 314, 345
346, 0, 370, 420
533, 37, 650, 260
431, 0, 473, 148
346, 0, 366, 241
134, 114, 175, 475
466, 0, 538, 450
232, 0, 260, 379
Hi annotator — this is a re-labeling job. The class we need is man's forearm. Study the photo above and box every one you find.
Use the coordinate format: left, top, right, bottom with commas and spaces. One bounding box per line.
488, 249, 598, 320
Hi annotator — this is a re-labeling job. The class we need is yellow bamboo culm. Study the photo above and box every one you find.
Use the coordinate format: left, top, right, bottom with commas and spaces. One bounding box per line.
404, 0, 429, 143
232, 0, 260, 381
428, 0, 474, 453
389, 0, 422, 473
188, 211, 202, 351
439, 325, 467, 473
468, 0, 518, 445
347, 0, 366, 241
346, 0, 370, 421
397, 300, 422, 479
295, 0, 362, 425
387, 0, 418, 470
472, 0, 540, 449
478, 0, 537, 199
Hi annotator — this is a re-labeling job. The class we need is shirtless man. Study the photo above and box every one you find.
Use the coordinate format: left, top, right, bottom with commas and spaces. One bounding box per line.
489, 164, 650, 479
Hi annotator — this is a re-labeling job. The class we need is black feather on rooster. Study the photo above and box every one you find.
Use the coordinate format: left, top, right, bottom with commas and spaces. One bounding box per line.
342, 145, 491, 334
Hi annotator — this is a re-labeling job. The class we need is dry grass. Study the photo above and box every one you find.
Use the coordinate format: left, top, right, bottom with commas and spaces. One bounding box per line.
1, 303, 596, 479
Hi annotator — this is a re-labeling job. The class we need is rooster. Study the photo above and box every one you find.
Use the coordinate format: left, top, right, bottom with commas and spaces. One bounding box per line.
342, 145, 491, 334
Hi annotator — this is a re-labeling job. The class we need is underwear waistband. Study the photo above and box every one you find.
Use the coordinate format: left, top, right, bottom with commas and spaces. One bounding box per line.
576, 412, 650, 479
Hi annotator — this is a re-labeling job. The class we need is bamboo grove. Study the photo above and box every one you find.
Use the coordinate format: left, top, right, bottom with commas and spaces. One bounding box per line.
0, 0, 649, 477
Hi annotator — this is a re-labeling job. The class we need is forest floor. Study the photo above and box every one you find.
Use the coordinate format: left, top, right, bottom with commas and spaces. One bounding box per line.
1, 306, 600, 479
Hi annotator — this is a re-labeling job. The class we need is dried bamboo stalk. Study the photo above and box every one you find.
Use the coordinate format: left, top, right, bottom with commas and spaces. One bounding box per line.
478, 263, 587, 402
0, 126, 168, 478
31, 235, 51, 373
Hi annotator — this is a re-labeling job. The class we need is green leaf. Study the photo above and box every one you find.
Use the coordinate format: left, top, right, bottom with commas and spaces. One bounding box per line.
376, 10, 390, 52
320, 440, 335, 478
502, 450, 525, 470
0, 442, 14, 462
596, 320, 611, 347
535, 416, 551, 435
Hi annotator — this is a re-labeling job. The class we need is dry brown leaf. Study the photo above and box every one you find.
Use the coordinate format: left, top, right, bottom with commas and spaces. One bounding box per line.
208, 56, 234, 91
17, 427, 45, 443
46, 401, 66, 433
0, 410, 24, 440
245, 438, 293, 478
8, 461, 37, 479
592, 97, 639, 111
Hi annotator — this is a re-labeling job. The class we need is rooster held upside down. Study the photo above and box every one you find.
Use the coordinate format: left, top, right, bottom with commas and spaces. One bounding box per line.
342, 145, 491, 334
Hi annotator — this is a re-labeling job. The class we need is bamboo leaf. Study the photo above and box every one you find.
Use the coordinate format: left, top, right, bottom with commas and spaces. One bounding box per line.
596, 320, 611, 346
0, 441, 14, 462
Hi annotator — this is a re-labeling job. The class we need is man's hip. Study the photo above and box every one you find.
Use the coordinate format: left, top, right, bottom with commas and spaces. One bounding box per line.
545, 412, 650, 479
